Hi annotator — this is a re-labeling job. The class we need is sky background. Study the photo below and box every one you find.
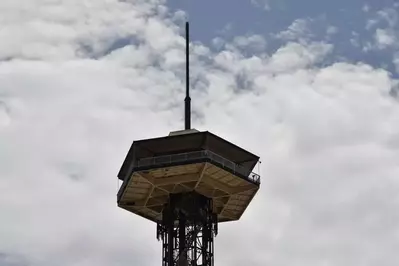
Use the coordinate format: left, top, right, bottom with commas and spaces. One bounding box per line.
171, 0, 399, 75
0, 0, 399, 266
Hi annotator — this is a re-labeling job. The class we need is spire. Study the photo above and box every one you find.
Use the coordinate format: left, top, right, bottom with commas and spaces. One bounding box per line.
184, 21, 191, 130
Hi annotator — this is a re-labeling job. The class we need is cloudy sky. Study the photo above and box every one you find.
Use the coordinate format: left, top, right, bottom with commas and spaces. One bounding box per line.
1, 0, 399, 265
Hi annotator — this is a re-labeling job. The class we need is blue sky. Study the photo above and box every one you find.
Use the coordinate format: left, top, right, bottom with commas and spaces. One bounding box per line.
168, 0, 399, 75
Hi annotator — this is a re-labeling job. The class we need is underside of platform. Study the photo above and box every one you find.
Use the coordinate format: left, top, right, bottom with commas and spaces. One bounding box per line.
118, 162, 259, 223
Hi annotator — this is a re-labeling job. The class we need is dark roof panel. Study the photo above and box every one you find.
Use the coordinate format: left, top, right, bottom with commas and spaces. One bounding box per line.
117, 131, 259, 181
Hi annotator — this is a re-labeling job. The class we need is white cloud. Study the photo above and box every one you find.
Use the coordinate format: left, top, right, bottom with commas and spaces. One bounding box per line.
224, 34, 267, 54
364, 6, 399, 57
250, 0, 271, 11
376, 8, 398, 28
1, 1, 399, 266
394, 52, 399, 73
374, 28, 396, 49
274, 18, 313, 42
266, 42, 333, 72
366, 18, 379, 30
366, 6, 398, 30
363, 4, 370, 13
211, 37, 225, 50
213, 34, 267, 54
349, 31, 360, 48
326, 26, 338, 36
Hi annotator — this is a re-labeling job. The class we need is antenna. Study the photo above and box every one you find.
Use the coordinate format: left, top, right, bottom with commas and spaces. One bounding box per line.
184, 21, 191, 130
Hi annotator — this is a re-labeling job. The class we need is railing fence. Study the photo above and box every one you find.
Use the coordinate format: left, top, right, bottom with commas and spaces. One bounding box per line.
136, 150, 260, 184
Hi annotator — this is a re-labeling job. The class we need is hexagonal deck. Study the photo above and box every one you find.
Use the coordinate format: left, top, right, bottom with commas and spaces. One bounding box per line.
117, 130, 260, 223
118, 162, 259, 223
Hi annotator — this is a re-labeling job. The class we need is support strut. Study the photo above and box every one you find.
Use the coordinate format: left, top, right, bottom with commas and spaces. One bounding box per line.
157, 192, 218, 266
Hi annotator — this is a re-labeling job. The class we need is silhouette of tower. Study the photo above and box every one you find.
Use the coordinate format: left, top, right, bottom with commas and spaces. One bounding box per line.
117, 22, 260, 266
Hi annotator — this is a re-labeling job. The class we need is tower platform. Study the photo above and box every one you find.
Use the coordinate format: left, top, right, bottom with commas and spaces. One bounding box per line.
117, 130, 260, 223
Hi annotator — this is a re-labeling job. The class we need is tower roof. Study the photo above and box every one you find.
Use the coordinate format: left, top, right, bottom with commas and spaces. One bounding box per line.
118, 131, 259, 181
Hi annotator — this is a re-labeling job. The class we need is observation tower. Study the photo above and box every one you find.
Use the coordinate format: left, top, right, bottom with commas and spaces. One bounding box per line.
117, 22, 261, 266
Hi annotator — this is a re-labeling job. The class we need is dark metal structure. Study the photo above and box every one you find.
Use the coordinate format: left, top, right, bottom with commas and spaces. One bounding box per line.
117, 22, 260, 266
157, 192, 217, 266
185, 22, 191, 131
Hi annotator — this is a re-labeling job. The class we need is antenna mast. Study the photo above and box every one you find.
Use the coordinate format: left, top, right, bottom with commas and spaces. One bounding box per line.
184, 22, 191, 130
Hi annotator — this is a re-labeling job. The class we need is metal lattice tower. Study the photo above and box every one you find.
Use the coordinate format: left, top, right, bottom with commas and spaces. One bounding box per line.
157, 192, 217, 266
117, 22, 261, 266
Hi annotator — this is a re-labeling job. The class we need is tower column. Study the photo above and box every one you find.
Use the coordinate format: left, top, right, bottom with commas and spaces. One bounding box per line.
158, 192, 217, 266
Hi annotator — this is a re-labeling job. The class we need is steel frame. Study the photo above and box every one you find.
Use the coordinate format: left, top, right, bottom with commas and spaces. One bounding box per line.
157, 192, 218, 266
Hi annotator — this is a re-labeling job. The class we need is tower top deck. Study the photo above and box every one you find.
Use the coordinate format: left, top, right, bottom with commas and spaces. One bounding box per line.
118, 130, 259, 182
117, 130, 260, 223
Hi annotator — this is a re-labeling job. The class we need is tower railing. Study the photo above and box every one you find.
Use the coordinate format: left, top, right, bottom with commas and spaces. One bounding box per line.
136, 150, 261, 184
